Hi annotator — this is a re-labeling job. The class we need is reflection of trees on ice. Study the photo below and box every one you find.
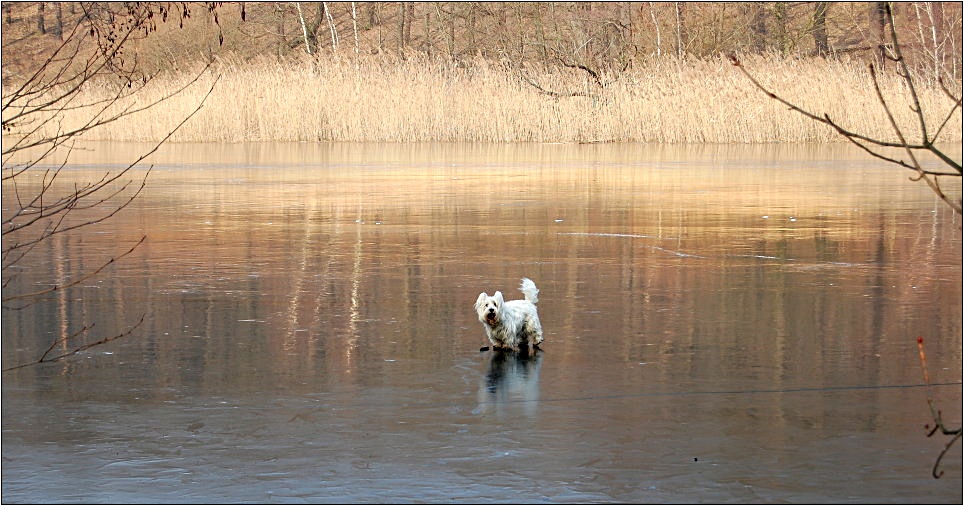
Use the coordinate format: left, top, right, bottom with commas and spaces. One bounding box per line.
476, 349, 543, 419
344, 219, 364, 374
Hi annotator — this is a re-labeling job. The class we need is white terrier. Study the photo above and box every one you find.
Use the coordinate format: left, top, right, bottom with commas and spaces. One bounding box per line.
475, 278, 544, 352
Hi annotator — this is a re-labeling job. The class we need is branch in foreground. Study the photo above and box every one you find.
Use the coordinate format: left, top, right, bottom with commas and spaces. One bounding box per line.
2, 314, 146, 372
3, 235, 147, 306
3, 74, 219, 279
728, 56, 957, 171
729, 53, 962, 215
917, 336, 962, 479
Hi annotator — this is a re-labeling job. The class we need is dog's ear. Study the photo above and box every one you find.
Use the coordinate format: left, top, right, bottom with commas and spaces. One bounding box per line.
493, 291, 504, 305
475, 292, 487, 311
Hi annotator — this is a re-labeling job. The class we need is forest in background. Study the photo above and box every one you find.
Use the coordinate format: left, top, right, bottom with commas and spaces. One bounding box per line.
1, 2, 962, 143
3, 2, 962, 79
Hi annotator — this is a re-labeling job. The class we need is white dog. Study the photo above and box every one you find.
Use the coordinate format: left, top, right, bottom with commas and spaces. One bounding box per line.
475, 278, 544, 352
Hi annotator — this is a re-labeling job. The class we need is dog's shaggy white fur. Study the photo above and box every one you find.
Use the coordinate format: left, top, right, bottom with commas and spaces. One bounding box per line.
475, 278, 543, 351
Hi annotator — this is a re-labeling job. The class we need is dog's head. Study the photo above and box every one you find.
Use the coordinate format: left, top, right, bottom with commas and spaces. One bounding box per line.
475, 291, 504, 326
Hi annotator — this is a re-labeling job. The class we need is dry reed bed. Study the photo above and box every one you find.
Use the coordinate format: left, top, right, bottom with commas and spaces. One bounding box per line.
13, 54, 963, 144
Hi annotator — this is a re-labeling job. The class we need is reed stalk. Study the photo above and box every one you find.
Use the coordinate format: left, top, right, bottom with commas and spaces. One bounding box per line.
8, 53, 961, 144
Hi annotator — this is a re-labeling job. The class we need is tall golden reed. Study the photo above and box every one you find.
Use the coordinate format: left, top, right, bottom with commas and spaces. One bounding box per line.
14, 53, 962, 144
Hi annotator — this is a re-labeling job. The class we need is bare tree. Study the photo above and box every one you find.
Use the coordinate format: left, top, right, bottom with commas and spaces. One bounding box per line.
397, 1, 407, 51
871, 1, 890, 64
912, 2, 961, 83
322, 2, 338, 52
674, 1, 686, 58
515, 3, 635, 100
2, 3, 224, 371
350, 2, 359, 56
295, 2, 312, 54
730, 3, 962, 215
743, 3, 768, 53
35, 1, 44, 34
812, 2, 830, 57
648, 2, 664, 57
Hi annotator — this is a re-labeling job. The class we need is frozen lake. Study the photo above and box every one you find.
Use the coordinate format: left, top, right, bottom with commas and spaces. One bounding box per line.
2, 142, 961, 503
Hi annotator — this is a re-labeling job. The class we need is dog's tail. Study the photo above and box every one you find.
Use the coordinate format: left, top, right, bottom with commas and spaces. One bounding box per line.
519, 278, 539, 304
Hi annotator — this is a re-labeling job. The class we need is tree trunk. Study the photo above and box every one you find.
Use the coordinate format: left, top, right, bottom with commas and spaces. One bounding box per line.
295, 2, 312, 54
812, 2, 830, 57
467, 3, 477, 55
397, 1, 406, 50
516, 3, 525, 60
497, 2, 508, 56
424, 12, 430, 55
871, 2, 888, 64
367, 2, 376, 29
928, 2, 945, 80
323, 2, 338, 51
748, 3, 767, 53
773, 2, 790, 56
448, 14, 455, 58
36, 2, 45, 34
308, 3, 325, 51
406, 3, 414, 47
53, 1, 63, 39
275, 3, 286, 58
350, 2, 359, 55
648, 2, 661, 57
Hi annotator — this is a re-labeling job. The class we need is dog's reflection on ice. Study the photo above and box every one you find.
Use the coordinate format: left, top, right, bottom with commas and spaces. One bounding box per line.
477, 348, 542, 418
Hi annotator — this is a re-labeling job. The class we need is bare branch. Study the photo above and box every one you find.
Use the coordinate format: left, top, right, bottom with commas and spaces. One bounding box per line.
730, 55, 914, 149
883, 3, 928, 145
3, 235, 146, 306
2, 3, 235, 371
917, 337, 963, 479
517, 69, 595, 99
3, 61, 215, 158
556, 56, 603, 87
3, 74, 220, 275
866, 63, 961, 213
937, 77, 962, 104
2, 315, 146, 372
729, 50, 962, 215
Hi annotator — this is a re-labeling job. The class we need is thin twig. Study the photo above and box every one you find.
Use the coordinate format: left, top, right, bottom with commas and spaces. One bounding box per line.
729, 52, 961, 215
3, 235, 146, 305
517, 69, 596, 99
2, 315, 146, 372
916, 336, 962, 479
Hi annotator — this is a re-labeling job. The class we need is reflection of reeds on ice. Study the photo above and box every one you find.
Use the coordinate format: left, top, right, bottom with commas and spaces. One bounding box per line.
26, 54, 961, 144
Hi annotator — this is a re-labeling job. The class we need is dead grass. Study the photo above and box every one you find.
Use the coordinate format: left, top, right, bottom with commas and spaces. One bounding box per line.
9, 53, 962, 144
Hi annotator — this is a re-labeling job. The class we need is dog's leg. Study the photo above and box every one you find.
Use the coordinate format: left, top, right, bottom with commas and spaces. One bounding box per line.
520, 317, 542, 351
517, 333, 528, 353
